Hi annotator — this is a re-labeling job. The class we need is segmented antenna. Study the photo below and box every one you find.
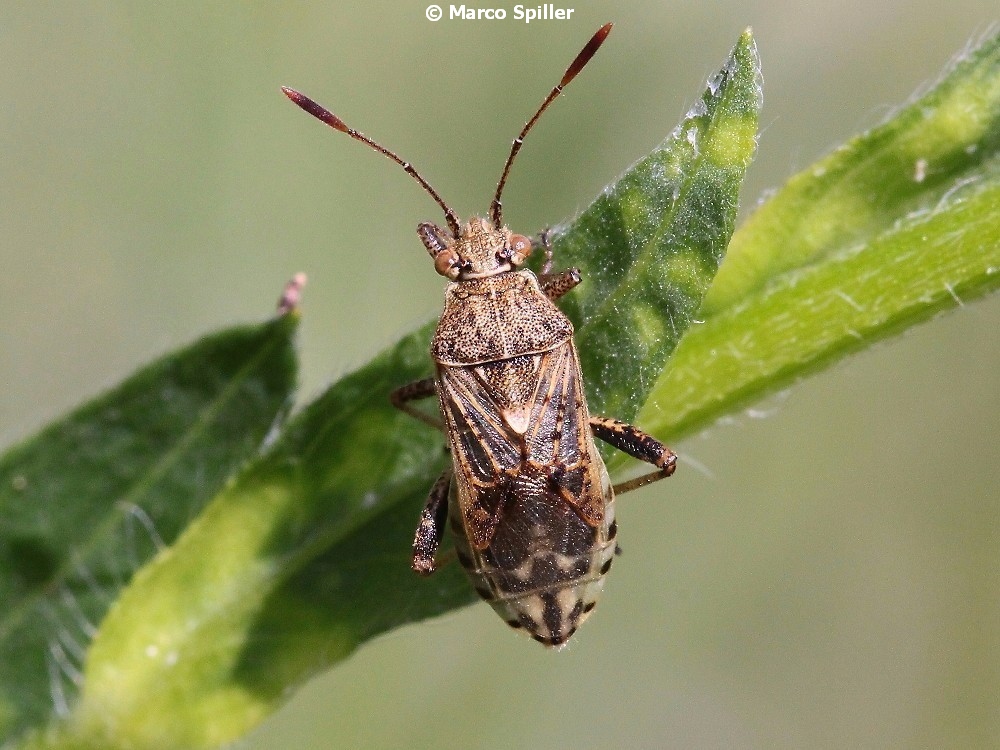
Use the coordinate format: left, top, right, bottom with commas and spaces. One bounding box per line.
489, 22, 613, 228
282, 86, 462, 237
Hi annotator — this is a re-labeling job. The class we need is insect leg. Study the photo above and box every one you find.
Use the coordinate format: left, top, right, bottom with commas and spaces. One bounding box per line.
540, 267, 582, 302
535, 230, 583, 301
589, 416, 677, 495
390, 377, 443, 431
412, 467, 452, 575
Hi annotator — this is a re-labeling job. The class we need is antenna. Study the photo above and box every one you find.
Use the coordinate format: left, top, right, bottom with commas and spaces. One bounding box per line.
282, 86, 462, 237
489, 22, 612, 228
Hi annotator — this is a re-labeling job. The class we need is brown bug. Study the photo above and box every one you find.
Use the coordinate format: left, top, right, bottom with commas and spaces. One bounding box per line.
283, 23, 676, 647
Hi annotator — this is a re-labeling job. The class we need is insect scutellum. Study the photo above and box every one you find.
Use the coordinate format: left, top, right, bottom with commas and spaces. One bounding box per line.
281, 22, 612, 283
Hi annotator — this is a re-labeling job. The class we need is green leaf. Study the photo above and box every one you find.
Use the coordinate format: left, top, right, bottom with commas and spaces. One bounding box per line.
636, 28, 1000, 442
0, 314, 298, 745
555, 28, 761, 427
34, 31, 761, 750
12, 24, 1000, 750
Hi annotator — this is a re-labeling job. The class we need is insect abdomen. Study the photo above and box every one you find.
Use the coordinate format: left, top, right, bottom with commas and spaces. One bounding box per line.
450, 459, 617, 647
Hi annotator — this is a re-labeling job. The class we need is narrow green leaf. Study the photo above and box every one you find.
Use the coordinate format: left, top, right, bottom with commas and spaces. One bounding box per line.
47, 32, 761, 750
0, 314, 298, 745
637, 29, 1000, 441
556, 27, 761, 425
703, 28, 1000, 316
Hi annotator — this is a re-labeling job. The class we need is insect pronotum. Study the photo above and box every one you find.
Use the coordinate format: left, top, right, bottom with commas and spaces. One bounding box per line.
283, 22, 677, 647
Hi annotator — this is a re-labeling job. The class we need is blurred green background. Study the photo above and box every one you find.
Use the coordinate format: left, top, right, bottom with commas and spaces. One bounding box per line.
2, 2, 997, 748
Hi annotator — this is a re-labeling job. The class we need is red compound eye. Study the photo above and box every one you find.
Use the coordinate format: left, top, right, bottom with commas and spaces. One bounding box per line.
509, 234, 533, 266
434, 249, 461, 279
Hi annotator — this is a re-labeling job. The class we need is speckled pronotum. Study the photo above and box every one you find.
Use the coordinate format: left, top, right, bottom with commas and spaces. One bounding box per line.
282, 23, 676, 647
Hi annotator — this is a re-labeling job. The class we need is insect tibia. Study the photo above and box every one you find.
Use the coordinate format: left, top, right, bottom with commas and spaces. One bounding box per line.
390, 376, 442, 432
411, 468, 451, 575
590, 417, 677, 475
539, 268, 582, 302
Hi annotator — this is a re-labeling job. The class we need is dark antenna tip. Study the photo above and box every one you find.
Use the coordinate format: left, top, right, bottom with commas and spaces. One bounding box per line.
489, 23, 613, 227
282, 85, 462, 236
561, 22, 613, 87
281, 86, 349, 133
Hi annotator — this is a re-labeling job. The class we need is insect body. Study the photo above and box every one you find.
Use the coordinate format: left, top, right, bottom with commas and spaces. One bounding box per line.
284, 23, 676, 647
